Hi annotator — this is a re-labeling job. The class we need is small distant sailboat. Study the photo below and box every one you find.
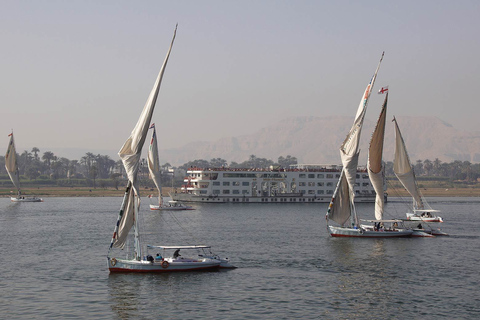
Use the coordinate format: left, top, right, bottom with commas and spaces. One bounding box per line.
326, 53, 413, 238
392, 118, 443, 224
5, 132, 43, 203
107, 26, 234, 272
147, 124, 193, 211
392, 118, 446, 236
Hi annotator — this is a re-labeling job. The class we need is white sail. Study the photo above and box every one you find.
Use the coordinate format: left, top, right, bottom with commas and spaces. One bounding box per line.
112, 26, 177, 251
340, 52, 384, 201
393, 117, 424, 209
368, 93, 388, 220
5, 133, 21, 195
147, 124, 162, 206
327, 170, 352, 226
327, 52, 384, 227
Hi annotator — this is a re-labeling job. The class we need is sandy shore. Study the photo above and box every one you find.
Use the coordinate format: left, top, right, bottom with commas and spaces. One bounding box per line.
2, 186, 480, 198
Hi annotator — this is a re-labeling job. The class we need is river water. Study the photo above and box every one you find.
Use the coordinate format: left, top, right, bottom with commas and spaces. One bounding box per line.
0, 196, 478, 319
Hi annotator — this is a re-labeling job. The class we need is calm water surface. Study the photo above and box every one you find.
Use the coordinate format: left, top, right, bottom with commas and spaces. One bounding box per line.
0, 196, 479, 319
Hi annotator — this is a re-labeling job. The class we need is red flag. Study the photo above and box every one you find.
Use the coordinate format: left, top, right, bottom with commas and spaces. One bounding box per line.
378, 86, 389, 94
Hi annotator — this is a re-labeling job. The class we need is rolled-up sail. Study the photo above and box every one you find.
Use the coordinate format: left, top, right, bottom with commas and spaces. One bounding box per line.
148, 124, 162, 206
368, 93, 388, 220
5, 133, 21, 196
393, 117, 423, 209
111, 26, 177, 252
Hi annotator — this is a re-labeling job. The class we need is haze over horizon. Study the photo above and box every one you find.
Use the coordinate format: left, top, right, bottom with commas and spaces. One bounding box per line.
1, 1, 479, 162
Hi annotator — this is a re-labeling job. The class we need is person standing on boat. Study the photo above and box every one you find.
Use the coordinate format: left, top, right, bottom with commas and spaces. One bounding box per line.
173, 249, 181, 259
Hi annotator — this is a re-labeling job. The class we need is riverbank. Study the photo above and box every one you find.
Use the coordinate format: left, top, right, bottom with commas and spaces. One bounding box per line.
2, 186, 480, 198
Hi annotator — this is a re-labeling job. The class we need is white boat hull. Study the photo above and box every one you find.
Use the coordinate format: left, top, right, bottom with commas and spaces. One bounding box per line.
11, 197, 43, 202
328, 226, 413, 238
406, 213, 443, 223
171, 193, 377, 204
108, 257, 221, 273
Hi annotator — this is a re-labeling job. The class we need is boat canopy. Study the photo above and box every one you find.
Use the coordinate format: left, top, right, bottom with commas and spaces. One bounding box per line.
147, 245, 211, 249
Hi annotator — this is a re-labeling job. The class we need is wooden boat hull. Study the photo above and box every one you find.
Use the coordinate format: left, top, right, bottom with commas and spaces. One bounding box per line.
328, 226, 413, 238
107, 257, 221, 273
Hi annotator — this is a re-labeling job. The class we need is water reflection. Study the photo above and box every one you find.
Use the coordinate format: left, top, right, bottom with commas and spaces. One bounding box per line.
327, 238, 409, 318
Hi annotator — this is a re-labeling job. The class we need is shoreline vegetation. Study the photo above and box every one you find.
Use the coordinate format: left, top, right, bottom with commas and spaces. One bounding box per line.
2, 186, 480, 198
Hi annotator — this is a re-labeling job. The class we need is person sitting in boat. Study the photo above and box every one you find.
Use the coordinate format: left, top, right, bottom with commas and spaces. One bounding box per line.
155, 253, 163, 261
146, 255, 154, 263
417, 223, 423, 229
173, 249, 181, 259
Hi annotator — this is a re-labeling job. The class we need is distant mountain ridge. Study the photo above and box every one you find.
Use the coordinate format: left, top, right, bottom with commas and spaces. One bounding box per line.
160, 116, 480, 166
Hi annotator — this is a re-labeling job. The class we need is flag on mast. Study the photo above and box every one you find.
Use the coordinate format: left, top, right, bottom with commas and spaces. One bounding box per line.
378, 86, 389, 94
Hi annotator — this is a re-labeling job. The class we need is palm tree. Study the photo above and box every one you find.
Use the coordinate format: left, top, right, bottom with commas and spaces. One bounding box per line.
42, 151, 55, 171
31, 147, 40, 161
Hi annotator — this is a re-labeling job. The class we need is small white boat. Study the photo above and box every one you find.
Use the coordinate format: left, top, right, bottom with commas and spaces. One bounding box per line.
107, 26, 234, 273
146, 124, 195, 211
109, 246, 224, 273
11, 196, 43, 203
392, 119, 444, 223
5, 132, 43, 203
150, 200, 194, 211
406, 210, 443, 223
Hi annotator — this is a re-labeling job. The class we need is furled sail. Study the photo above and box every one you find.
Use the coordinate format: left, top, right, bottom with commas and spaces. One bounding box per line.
111, 26, 177, 251
5, 133, 21, 195
393, 117, 424, 209
147, 124, 162, 206
368, 93, 388, 220
327, 52, 384, 226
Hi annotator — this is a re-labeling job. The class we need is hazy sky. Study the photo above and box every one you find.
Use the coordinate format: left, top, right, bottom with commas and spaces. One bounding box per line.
1, 0, 479, 160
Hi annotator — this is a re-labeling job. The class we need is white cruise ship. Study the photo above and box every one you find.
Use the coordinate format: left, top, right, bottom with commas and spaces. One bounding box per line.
170, 165, 385, 204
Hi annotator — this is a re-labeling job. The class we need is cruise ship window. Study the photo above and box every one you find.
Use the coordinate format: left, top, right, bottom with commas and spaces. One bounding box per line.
326, 182, 333, 187
242, 190, 249, 194
317, 182, 324, 186
326, 174, 333, 179
233, 181, 240, 186
308, 190, 315, 194
242, 182, 249, 186
233, 190, 240, 194
326, 190, 333, 194
299, 182, 306, 186
223, 182, 230, 186
299, 174, 306, 178
213, 190, 220, 194
308, 174, 315, 178
213, 182, 220, 186
362, 183, 369, 187
317, 174, 324, 178
222, 190, 230, 194
317, 190, 324, 194
356, 174, 360, 179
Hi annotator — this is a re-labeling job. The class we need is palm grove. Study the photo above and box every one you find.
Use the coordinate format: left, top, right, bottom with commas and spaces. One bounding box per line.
0, 148, 478, 190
